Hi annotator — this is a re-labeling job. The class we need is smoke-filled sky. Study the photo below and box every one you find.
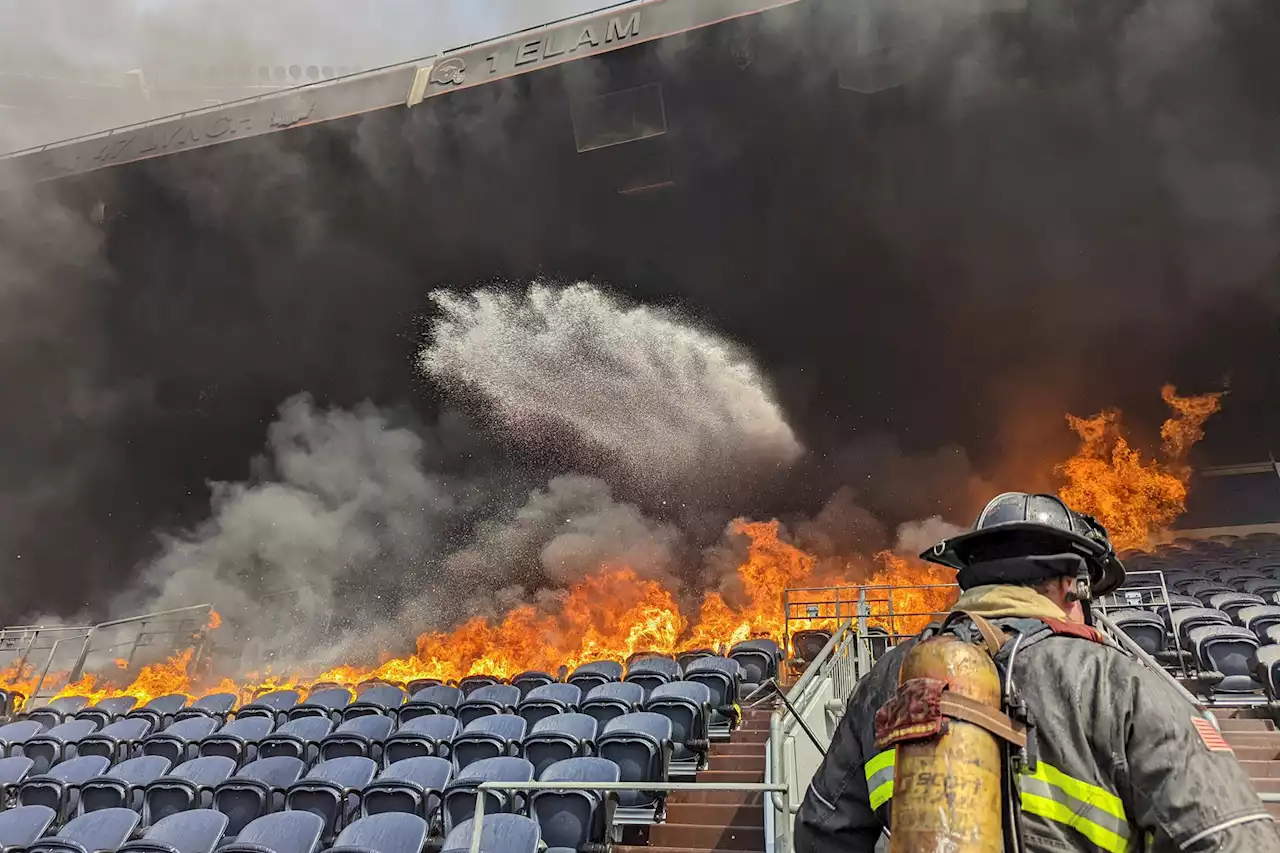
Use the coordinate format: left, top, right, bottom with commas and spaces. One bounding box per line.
3, 0, 1280, 654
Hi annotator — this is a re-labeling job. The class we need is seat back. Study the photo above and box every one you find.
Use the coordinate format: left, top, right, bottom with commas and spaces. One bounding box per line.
1208, 592, 1266, 621
516, 684, 581, 729
531, 758, 618, 851
0, 755, 33, 791
79, 718, 153, 762
74, 698, 139, 730
23, 720, 97, 774
319, 716, 395, 762
458, 676, 502, 698
440, 814, 540, 853
362, 757, 453, 820
0, 805, 57, 852
523, 714, 598, 779
218, 812, 324, 853
198, 716, 274, 765
598, 713, 670, 807
624, 658, 680, 697
729, 639, 781, 686
127, 695, 190, 731
144, 756, 237, 824
405, 679, 443, 696
118, 810, 229, 853
1188, 625, 1262, 693
26, 698, 89, 731
1172, 607, 1232, 644
213, 757, 306, 837
566, 661, 623, 694
646, 682, 711, 762
1239, 605, 1280, 640
342, 687, 406, 722
142, 717, 220, 765
399, 686, 463, 724
285, 757, 378, 839
684, 657, 741, 720
579, 682, 644, 730
509, 672, 554, 699
456, 686, 521, 727
80, 756, 172, 813
329, 813, 429, 853
258, 716, 334, 763
29, 808, 139, 853
0, 720, 45, 756
19, 755, 111, 818
287, 689, 352, 724
384, 716, 461, 766
174, 694, 236, 724
453, 715, 526, 772
1109, 610, 1167, 656
441, 758, 534, 834
237, 691, 300, 727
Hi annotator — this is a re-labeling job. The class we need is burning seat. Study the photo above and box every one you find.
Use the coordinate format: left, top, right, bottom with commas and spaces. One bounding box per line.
452, 716, 526, 772
398, 686, 462, 724
1207, 592, 1266, 622
141, 717, 220, 767
78, 719, 154, 764
361, 757, 453, 825
18, 755, 110, 821
25, 698, 90, 732
172, 694, 236, 726
643, 682, 711, 775
26, 807, 139, 853
0, 721, 45, 759
516, 685, 581, 729
142, 756, 236, 825
126, 696, 190, 733
257, 717, 334, 765
510, 672, 555, 699
317, 716, 395, 763
578, 683, 643, 730
676, 649, 716, 670
286, 689, 352, 725
682, 657, 741, 736
566, 662, 622, 694
441, 815, 540, 853
1107, 610, 1167, 656
597, 712, 672, 816
729, 639, 783, 691
530, 757, 619, 853
78, 756, 172, 814
217, 811, 324, 853
1187, 625, 1262, 693
283, 756, 377, 841
789, 630, 833, 667
73, 699, 139, 731
117, 810, 229, 853
440, 757, 534, 835
0, 806, 57, 852
197, 717, 275, 768
624, 658, 680, 698
341, 687, 406, 723
212, 756, 306, 837
522, 714, 597, 780
382, 716, 460, 766
327, 813, 429, 853
455, 686, 521, 728
237, 692, 300, 728
21, 720, 100, 774
1238, 606, 1280, 641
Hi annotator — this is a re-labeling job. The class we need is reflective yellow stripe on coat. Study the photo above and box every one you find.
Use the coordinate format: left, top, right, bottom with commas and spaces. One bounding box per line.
863, 748, 1133, 852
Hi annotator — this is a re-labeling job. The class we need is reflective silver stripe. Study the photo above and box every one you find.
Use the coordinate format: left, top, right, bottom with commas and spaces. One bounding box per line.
1020, 773, 1131, 841
867, 762, 894, 795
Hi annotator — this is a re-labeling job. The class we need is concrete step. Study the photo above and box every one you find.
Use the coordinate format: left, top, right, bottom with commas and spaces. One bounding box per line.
1223, 733, 1280, 748
1217, 717, 1276, 732
1227, 747, 1280, 762
739, 719, 771, 731
665, 803, 766, 828
712, 743, 763, 757
708, 755, 766, 774
669, 790, 765, 806
1268, 803, 1280, 820
732, 729, 769, 745
1250, 777, 1280, 794
697, 769, 764, 784
1238, 760, 1280, 778
649, 823, 765, 850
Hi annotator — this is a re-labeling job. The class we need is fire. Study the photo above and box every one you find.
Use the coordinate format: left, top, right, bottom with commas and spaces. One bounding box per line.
1058, 385, 1223, 551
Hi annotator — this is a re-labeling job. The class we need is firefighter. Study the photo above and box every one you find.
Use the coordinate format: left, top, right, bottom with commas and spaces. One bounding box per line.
795, 492, 1280, 853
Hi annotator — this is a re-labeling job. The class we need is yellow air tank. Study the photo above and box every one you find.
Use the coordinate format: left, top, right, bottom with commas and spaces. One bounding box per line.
887, 635, 1005, 853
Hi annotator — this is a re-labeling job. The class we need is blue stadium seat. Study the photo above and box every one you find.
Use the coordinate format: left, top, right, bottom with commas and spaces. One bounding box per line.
26, 807, 139, 853
1256, 645, 1280, 700
452, 716, 526, 772
1237, 606, 1280, 641
319, 716, 395, 763
117, 810, 229, 853
441, 757, 534, 835
1107, 610, 1167, 656
579, 683, 643, 730
0, 805, 57, 852
1171, 608, 1232, 648
398, 687, 463, 724
676, 650, 716, 670
404, 680, 443, 696
18, 755, 111, 821
74, 698, 139, 731
127, 696, 190, 733
284, 757, 377, 840
327, 813, 429, 853
566, 662, 623, 694
342, 688, 406, 723
644, 682, 711, 772
531, 757, 619, 853
1243, 578, 1280, 600
509, 672, 555, 699
1187, 625, 1262, 693
1208, 593, 1266, 622
78, 719, 153, 764
790, 630, 832, 665
597, 712, 672, 813
516, 685, 581, 729
257, 717, 333, 764
382, 716, 460, 766
456, 686, 520, 728
79, 756, 172, 814
523, 714, 597, 780
218, 811, 324, 853
198, 717, 275, 768
212, 756, 306, 837
25, 698, 89, 731
173, 694, 236, 726
22, 720, 99, 774
142, 756, 237, 825
684, 657, 742, 734
361, 757, 452, 824
0, 755, 33, 801
458, 676, 502, 698
441, 815, 540, 853
141, 718, 220, 767
237, 692, 300, 727
730, 639, 782, 689
0, 721, 46, 758
1185, 581, 1235, 606
287, 689, 352, 724
624, 658, 680, 697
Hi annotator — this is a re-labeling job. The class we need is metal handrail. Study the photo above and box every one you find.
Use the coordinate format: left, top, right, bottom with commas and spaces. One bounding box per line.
469, 780, 791, 853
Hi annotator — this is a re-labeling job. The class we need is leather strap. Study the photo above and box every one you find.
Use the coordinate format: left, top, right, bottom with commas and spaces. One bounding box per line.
939, 692, 1028, 748
942, 609, 1008, 657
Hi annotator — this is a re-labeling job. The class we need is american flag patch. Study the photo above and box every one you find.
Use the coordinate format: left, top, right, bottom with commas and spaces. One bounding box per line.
1192, 718, 1233, 753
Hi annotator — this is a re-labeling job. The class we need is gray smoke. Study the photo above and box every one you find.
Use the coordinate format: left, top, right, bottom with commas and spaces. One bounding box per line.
422, 283, 804, 501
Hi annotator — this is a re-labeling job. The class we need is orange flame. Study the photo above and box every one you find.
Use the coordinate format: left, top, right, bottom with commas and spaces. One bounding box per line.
1058, 385, 1223, 551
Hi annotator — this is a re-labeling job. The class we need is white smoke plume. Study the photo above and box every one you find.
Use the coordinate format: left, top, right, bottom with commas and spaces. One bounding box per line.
421, 283, 804, 500
894, 516, 966, 556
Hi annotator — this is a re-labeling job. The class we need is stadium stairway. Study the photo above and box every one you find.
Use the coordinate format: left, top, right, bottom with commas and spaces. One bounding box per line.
1213, 709, 1280, 817
618, 708, 771, 853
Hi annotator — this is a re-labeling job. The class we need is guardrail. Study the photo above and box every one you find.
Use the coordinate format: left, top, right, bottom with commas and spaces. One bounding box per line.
469, 780, 791, 853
